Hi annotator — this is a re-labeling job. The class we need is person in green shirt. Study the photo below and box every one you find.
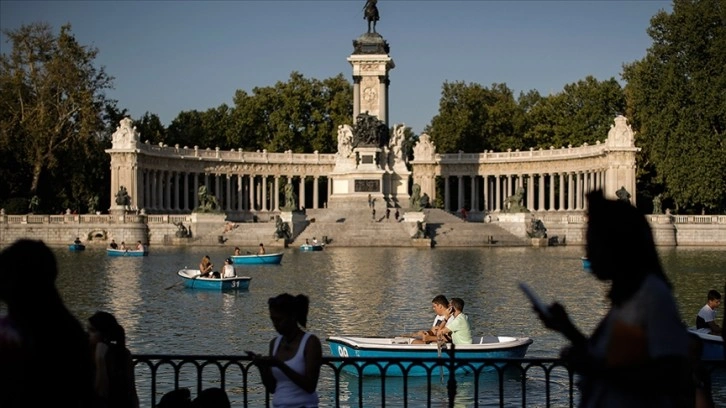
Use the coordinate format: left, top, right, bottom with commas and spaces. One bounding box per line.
438, 297, 472, 344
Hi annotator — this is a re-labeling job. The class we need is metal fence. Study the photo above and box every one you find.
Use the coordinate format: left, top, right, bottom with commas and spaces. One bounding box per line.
132, 355, 726, 407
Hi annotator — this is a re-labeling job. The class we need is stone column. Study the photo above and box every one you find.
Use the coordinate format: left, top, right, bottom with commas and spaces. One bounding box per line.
313, 176, 320, 209
261, 175, 268, 212
299, 176, 306, 210
538, 174, 546, 211
567, 173, 574, 211
470, 176, 477, 211
495, 175, 502, 212
548, 174, 555, 211
444, 177, 450, 211
558, 173, 565, 211
457, 176, 464, 211
226, 174, 232, 211
183, 172, 190, 211
526, 174, 534, 211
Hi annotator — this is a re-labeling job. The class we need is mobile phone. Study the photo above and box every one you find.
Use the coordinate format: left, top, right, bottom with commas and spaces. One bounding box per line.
518, 282, 551, 318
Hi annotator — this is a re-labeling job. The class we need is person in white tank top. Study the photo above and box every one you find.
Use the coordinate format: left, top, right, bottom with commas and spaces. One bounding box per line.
249, 293, 322, 408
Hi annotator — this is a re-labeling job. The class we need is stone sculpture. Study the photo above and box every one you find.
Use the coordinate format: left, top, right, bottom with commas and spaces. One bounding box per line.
363, 0, 379, 33
196, 185, 220, 213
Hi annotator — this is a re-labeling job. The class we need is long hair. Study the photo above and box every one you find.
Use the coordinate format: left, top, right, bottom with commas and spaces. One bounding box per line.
586, 190, 670, 305
89, 311, 126, 347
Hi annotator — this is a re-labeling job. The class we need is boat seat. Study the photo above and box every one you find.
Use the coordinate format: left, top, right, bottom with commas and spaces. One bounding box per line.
479, 335, 499, 344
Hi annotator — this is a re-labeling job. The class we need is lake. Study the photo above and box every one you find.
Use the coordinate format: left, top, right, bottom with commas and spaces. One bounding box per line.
8, 244, 726, 406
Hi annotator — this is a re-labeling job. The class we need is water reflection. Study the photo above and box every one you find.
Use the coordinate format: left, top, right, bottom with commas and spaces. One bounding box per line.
4, 245, 724, 406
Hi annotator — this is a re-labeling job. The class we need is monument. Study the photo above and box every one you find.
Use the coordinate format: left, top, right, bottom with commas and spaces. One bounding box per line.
328, 3, 411, 209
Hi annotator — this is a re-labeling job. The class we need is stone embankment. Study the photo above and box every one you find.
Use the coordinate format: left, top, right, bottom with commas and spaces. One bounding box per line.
1, 211, 725, 248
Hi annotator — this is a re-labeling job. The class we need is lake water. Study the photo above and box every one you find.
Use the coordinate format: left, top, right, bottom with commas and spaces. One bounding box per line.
10, 245, 726, 406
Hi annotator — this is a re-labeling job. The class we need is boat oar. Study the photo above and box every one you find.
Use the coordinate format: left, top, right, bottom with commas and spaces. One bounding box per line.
165, 280, 183, 290
165, 271, 199, 290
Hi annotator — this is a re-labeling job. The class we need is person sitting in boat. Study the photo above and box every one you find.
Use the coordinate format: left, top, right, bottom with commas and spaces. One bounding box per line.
136, 241, 144, 251
312, 237, 319, 245
74, 237, 82, 245
108, 239, 118, 250
258, 243, 266, 255
119, 241, 127, 250
234, 247, 241, 256
199, 255, 214, 278
412, 295, 452, 344
305, 239, 310, 246
437, 297, 473, 345
696, 289, 722, 335
222, 258, 236, 278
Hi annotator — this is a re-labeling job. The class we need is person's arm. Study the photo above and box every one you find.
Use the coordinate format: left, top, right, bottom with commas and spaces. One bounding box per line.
94, 342, 110, 398
708, 319, 722, 335
251, 339, 277, 393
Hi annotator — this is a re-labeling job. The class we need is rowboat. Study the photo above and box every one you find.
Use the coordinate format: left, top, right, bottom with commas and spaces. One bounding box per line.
176, 269, 251, 290
69, 243, 86, 251
688, 328, 725, 361
107, 248, 148, 257
326, 335, 533, 376
300, 244, 324, 252
581, 256, 591, 271
231, 252, 283, 265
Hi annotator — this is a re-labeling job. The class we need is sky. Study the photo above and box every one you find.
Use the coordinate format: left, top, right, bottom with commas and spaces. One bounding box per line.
1, 0, 672, 135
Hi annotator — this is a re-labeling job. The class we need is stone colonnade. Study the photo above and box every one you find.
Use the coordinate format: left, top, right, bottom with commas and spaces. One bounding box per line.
106, 116, 639, 216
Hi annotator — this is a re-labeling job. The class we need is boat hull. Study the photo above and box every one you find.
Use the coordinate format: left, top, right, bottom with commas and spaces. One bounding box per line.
688, 328, 725, 361
581, 257, 591, 271
107, 248, 148, 257
326, 335, 533, 376
69, 243, 86, 251
300, 244, 324, 252
177, 269, 251, 290
231, 252, 283, 265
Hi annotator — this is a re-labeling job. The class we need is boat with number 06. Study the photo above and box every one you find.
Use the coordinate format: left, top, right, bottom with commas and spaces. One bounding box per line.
326, 335, 533, 376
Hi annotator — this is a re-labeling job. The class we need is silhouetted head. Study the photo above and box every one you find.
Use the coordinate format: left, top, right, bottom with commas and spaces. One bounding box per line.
88, 311, 126, 346
268, 293, 310, 332
586, 190, 669, 304
0, 239, 58, 305
192, 387, 230, 408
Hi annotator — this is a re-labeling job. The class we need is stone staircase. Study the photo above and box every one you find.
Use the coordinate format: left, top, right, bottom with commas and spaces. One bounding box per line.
293, 208, 414, 247
187, 208, 527, 248
423, 209, 528, 247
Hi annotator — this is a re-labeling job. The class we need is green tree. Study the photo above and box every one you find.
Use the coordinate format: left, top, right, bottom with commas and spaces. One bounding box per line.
622, 0, 726, 213
228, 72, 352, 153
134, 112, 167, 145
427, 81, 526, 153
524, 76, 625, 149
0, 22, 114, 212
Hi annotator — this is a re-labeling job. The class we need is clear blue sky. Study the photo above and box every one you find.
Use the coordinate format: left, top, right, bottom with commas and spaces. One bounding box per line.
1, 1, 671, 135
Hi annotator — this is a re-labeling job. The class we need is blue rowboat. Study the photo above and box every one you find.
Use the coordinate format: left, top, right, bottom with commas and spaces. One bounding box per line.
581, 256, 591, 271
300, 244, 324, 252
107, 248, 148, 257
326, 335, 533, 377
688, 328, 725, 361
177, 269, 250, 290
69, 243, 86, 251
231, 252, 283, 265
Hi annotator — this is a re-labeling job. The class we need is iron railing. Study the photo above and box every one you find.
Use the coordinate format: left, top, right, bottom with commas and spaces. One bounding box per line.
132, 355, 725, 407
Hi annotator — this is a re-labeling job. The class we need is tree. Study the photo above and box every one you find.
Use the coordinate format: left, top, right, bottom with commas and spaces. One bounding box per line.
227, 72, 352, 153
427, 81, 526, 153
622, 0, 726, 213
133, 112, 167, 145
0, 23, 114, 212
524, 76, 625, 149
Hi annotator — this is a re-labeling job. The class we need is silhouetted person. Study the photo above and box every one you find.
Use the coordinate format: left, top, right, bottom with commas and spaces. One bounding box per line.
0, 239, 96, 407
249, 293, 322, 408
158, 388, 192, 408
532, 191, 692, 407
192, 387, 231, 408
88, 311, 139, 408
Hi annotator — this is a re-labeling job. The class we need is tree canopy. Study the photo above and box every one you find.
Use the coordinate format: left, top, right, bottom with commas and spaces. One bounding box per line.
0, 22, 115, 213
622, 0, 725, 213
